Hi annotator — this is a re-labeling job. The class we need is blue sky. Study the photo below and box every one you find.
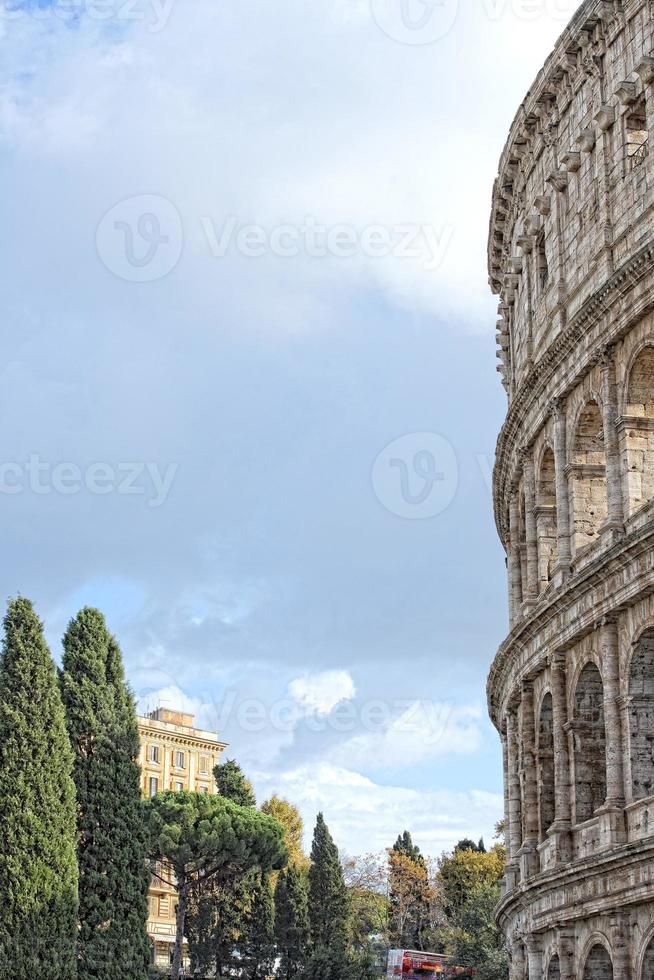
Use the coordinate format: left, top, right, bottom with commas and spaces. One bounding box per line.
0, 0, 581, 855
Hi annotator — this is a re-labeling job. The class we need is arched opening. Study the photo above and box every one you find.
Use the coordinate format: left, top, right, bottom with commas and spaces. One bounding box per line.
624, 347, 654, 516
538, 693, 555, 839
629, 629, 654, 801
583, 944, 613, 980
571, 401, 607, 554
641, 935, 654, 980
573, 663, 607, 823
547, 954, 561, 980
536, 448, 558, 592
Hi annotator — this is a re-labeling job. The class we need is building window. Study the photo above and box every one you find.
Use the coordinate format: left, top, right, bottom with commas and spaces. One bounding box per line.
147, 744, 160, 764
175, 781, 184, 792
148, 777, 159, 798
200, 785, 209, 794
158, 895, 170, 918
174, 750, 185, 769
626, 97, 649, 171
199, 755, 208, 774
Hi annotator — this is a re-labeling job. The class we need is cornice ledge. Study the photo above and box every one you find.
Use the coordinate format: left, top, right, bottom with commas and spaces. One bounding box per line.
496, 838, 654, 932
487, 508, 654, 726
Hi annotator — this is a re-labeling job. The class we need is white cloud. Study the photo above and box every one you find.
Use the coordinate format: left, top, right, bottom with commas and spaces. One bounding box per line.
135, 684, 217, 731
332, 700, 483, 769
0, 0, 576, 332
289, 669, 356, 716
253, 763, 503, 857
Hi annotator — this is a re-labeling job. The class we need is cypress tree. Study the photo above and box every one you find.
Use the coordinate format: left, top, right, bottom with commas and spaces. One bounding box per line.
242, 872, 276, 980
275, 866, 310, 980
308, 813, 350, 949
59, 608, 150, 979
0, 597, 78, 980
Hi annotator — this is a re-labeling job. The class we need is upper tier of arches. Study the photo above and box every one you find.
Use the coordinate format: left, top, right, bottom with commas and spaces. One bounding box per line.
505, 333, 654, 629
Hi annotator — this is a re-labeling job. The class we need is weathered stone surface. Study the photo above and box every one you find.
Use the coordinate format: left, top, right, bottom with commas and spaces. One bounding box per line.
488, 2, 654, 976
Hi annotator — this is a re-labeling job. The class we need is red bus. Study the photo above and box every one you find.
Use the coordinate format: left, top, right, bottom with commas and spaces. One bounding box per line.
386, 950, 474, 979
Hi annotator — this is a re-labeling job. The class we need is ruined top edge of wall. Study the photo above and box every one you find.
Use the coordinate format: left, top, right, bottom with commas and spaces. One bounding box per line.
486, 0, 613, 283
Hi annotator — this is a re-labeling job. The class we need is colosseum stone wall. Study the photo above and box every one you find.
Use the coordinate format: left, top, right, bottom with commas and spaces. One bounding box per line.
487, 2, 654, 978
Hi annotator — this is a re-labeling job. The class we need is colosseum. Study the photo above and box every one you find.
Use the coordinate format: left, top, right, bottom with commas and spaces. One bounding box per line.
487, 1, 654, 978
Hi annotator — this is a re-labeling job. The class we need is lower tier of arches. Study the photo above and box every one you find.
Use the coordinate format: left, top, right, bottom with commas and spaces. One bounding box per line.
501, 841, 654, 980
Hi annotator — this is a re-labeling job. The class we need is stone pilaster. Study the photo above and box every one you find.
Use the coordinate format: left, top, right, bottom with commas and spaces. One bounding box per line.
519, 683, 540, 879
507, 708, 522, 889
509, 488, 524, 627
548, 653, 572, 864
610, 911, 632, 980
526, 936, 543, 980
502, 729, 511, 864
557, 928, 576, 980
552, 398, 572, 578
598, 617, 627, 845
597, 344, 625, 536
510, 940, 526, 980
521, 447, 539, 606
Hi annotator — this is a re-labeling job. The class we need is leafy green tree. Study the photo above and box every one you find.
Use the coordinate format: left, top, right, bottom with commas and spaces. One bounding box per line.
214, 758, 257, 807
60, 608, 150, 979
147, 790, 287, 980
389, 831, 430, 950
187, 871, 255, 977
262, 795, 307, 869
242, 872, 276, 980
187, 759, 270, 974
343, 853, 390, 970
275, 866, 311, 980
0, 597, 78, 980
302, 944, 353, 980
453, 837, 486, 854
438, 842, 505, 920
308, 813, 350, 949
445, 883, 508, 980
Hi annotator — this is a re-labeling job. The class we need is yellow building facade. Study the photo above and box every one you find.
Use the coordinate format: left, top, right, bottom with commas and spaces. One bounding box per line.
137, 708, 228, 971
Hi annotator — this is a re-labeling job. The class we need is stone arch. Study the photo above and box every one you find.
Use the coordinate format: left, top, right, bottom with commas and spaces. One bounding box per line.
538, 691, 555, 840
536, 445, 558, 592
582, 943, 613, 980
629, 627, 654, 801
638, 927, 654, 980
570, 399, 607, 554
623, 344, 654, 516
546, 953, 561, 980
573, 662, 607, 823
